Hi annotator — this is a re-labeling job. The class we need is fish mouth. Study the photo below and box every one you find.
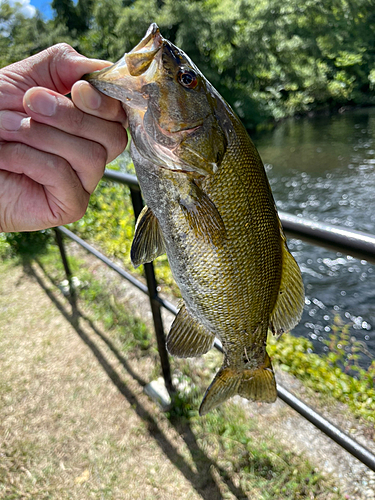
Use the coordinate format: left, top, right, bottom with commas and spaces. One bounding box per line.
83, 23, 163, 109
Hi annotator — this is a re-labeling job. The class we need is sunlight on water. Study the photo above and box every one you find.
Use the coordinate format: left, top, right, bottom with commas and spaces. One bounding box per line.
254, 108, 375, 366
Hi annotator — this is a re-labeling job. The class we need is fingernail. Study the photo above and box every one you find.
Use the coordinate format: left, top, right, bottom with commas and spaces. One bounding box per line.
0, 111, 24, 131
78, 82, 102, 110
26, 89, 57, 116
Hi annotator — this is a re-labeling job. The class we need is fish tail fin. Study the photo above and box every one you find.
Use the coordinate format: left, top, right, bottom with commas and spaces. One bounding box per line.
199, 367, 241, 416
237, 353, 277, 403
199, 353, 277, 416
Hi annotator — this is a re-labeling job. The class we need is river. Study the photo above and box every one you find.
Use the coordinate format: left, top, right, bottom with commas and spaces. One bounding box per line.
253, 107, 375, 367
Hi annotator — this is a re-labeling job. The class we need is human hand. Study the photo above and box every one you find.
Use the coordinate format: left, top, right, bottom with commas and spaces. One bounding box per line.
0, 44, 128, 232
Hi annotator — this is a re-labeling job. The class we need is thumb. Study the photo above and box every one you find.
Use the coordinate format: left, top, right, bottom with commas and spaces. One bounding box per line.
8, 43, 113, 96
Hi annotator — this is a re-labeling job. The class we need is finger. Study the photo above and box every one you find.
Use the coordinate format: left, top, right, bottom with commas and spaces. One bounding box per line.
0, 141, 89, 231
0, 111, 107, 194
1, 44, 115, 112
23, 87, 128, 163
5, 43, 115, 95
71, 80, 128, 126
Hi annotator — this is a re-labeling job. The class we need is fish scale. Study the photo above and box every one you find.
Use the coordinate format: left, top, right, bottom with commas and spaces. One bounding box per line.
85, 23, 305, 415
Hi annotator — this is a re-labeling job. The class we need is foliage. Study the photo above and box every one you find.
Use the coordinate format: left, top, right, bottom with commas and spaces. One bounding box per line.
268, 318, 375, 422
66, 171, 375, 422
0, 233, 12, 259
0, 3, 74, 65
1, 0, 375, 128
3, 229, 53, 260
69, 174, 179, 294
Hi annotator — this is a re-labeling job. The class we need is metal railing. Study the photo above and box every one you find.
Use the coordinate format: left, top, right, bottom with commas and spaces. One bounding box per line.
54, 168, 375, 472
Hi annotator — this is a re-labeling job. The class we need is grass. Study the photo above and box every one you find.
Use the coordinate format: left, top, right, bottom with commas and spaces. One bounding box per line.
167, 370, 340, 499
0, 246, 342, 499
268, 328, 375, 423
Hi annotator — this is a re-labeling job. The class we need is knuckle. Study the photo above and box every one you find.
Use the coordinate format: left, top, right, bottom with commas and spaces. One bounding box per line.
69, 109, 86, 132
46, 154, 69, 173
64, 201, 88, 225
47, 43, 77, 59
77, 197, 89, 220
89, 141, 108, 167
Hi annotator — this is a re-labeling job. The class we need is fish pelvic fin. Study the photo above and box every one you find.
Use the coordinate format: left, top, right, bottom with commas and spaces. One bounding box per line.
166, 303, 215, 358
270, 234, 305, 336
179, 181, 226, 246
131, 205, 166, 268
199, 353, 277, 416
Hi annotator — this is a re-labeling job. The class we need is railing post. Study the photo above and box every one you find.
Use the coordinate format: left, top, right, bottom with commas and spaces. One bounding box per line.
129, 187, 174, 395
54, 228, 77, 308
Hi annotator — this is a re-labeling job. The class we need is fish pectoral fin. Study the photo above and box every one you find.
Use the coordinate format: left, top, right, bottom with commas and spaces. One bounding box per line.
270, 237, 305, 336
179, 182, 226, 245
199, 367, 241, 416
131, 205, 166, 268
199, 354, 277, 416
166, 303, 215, 358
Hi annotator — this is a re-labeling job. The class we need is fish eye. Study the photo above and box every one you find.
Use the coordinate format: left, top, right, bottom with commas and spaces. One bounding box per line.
177, 69, 198, 89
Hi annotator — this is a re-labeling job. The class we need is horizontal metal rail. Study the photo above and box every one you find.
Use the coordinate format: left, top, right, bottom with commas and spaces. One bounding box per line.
55, 169, 375, 471
103, 169, 375, 264
277, 385, 375, 471
280, 211, 375, 264
103, 169, 141, 190
56, 225, 178, 316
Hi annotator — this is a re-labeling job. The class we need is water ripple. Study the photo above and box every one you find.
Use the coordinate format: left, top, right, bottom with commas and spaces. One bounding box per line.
255, 108, 375, 366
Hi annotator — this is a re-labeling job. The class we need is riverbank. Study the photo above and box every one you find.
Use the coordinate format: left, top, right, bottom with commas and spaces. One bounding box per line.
1, 245, 374, 499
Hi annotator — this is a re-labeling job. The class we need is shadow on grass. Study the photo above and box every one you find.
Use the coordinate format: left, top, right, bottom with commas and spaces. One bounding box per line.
26, 260, 249, 500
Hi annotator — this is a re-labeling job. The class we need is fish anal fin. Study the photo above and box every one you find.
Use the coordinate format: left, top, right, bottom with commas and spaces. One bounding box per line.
131, 205, 166, 268
179, 182, 226, 246
270, 238, 305, 335
199, 354, 277, 416
166, 303, 215, 358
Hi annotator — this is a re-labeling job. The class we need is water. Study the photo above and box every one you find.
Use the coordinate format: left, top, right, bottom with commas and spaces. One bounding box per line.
253, 108, 375, 367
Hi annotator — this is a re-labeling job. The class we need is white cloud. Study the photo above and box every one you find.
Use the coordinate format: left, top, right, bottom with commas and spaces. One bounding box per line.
1, 0, 37, 18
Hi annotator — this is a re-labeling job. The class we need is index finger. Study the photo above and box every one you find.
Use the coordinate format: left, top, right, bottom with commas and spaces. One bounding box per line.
71, 80, 128, 127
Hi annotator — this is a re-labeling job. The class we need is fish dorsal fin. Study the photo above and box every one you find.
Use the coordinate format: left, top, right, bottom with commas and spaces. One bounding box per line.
166, 303, 215, 358
179, 182, 226, 246
131, 205, 166, 268
270, 234, 305, 336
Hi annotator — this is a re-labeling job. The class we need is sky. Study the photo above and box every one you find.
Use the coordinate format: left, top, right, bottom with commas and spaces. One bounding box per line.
3, 0, 53, 19
29, 0, 53, 18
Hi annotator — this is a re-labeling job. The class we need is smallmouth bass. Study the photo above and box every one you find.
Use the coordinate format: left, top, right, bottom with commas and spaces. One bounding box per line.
85, 24, 305, 415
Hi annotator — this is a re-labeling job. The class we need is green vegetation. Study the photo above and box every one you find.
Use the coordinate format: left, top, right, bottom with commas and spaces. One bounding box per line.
169, 385, 339, 499
4, 172, 374, 424
70, 174, 179, 294
1, 0, 375, 129
268, 319, 375, 423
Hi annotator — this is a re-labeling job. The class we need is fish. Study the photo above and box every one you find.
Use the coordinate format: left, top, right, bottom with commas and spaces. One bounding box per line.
84, 23, 305, 415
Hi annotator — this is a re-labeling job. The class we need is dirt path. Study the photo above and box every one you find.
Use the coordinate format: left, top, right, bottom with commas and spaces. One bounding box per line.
0, 256, 374, 499
0, 260, 231, 500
